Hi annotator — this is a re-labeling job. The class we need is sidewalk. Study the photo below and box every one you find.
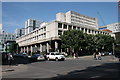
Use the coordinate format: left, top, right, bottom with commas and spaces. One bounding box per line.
2, 64, 28, 76
66, 55, 93, 59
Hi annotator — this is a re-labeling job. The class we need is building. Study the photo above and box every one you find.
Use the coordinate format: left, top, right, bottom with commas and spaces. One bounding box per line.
15, 28, 25, 38
99, 23, 120, 42
16, 11, 112, 56
0, 31, 16, 52
56, 11, 98, 29
25, 19, 42, 35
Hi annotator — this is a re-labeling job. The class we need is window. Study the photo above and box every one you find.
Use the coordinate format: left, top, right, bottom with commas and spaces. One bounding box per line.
81, 28, 84, 31
58, 23, 62, 28
44, 27, 46, 31
68, 25, 72, 30
58, 30, 62, 35
88, 29, 91, 33
63, 24, 67, 29
77, 27, 80, 30
51, 53, 54, 55
85, 28, 87, 33
73, 26, 76, 30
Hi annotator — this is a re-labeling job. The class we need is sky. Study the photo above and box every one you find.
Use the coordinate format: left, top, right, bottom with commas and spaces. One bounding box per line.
2, 2, 118, 33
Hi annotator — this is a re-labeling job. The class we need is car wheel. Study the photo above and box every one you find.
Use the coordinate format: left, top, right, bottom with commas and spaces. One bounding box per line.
47, 57, 50, 61
55, 58, 58, 61
63, 58, 65, 61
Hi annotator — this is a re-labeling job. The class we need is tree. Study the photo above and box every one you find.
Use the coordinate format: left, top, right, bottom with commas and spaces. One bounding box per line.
60, 30, 115, 56
60, 30, 86, 56
93, 34, 114, 52
9, 43, 19, 53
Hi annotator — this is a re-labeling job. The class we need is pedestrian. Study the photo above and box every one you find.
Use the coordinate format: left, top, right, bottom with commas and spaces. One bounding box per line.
93, 52, 97, 60
97, 52, 102, 60
73, 53, 76, 59
8, 53, 14, 66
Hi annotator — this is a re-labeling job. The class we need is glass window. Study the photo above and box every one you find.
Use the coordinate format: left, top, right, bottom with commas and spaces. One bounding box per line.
73, 26, 76, 29
44, 27, 46, 31
63, 24, 67, 29
58, 23, 62, 28
58, 30, 62, 35
68, 25, 72, 30
77, 27, 80, 30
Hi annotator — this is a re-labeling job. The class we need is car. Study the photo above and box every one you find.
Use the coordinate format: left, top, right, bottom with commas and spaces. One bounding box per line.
13, 54, 28, 58
46, 52, 65, 61
30, 54, 45, 61
101, 52, 112, 56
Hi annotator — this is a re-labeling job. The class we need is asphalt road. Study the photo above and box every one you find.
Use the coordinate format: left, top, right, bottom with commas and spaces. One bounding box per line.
2, 55, 120, 80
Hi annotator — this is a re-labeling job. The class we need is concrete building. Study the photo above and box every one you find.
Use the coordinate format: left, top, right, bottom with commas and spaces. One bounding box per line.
16, 19, 111, 56
99, 23, 120, 42
25, 19, 42, 35
56, 11, 98, 29
15, 28, 25, 38
0, 31, 16, 52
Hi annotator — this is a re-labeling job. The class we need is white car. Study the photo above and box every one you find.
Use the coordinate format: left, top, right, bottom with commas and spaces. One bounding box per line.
46, 52, 65, 61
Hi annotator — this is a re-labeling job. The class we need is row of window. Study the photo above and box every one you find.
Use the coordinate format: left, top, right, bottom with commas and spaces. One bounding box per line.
58, 23, 95, 30
20, 27, 46, 41
71, 15, 96, 24
58, 23, 109, 35
20, 33, 46, 44
71, 19, 96, 26
71, 13, 95, 20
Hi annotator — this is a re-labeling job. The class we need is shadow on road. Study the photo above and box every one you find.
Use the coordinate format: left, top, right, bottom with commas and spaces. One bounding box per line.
2, 62, 120, 80
2, 57, 44, 66
51, 62, 120, 80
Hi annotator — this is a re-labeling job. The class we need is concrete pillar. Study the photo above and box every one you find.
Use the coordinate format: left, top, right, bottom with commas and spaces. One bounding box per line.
83, 28, 85, 33
55, 41, 58, 52
30, 46, 33, 56
21, 47, 23, 53
27, 46, 29, 54
24, 47, 25, 53
35, 45, 37, 52
79, 27, 81, 30
46, 43, 50, 53
40, 44, 42, 53
87, 29, 89, 34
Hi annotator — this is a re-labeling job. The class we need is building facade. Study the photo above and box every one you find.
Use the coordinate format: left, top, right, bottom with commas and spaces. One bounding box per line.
0, 31, 16, 52
25, 19, 42, 35
16, 20, 111, 56
99, 23, 120, 42
56, 11, 98, 29
15, 28, 25, 38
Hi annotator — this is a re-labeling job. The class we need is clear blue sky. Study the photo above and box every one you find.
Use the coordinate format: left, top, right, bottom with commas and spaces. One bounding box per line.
2, 2, 118, 33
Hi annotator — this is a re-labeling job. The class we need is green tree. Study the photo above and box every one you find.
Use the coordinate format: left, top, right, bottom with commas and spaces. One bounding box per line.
93, 34, 114, 52
60, 30, 115, 56
60, 30, 86, 56
9, 43, 19, 53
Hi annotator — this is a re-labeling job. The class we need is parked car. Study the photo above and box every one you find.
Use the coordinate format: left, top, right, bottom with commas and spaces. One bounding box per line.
30, 54, 45, 61
13, 54, 28, 58
46, 52, 65, 61
101, 52, 112, 56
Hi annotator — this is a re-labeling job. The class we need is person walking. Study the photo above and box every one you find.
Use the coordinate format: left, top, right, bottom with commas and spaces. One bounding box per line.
97, 52, 102, 60
8, 53, 14, 66
93, 52, 97, 60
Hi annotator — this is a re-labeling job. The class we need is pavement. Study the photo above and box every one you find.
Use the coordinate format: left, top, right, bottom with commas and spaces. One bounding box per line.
2, 55, 119, 72
1, 55, 120, 79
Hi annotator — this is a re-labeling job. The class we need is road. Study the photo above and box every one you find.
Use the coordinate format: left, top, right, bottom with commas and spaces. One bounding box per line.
2, 55, 120, 80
